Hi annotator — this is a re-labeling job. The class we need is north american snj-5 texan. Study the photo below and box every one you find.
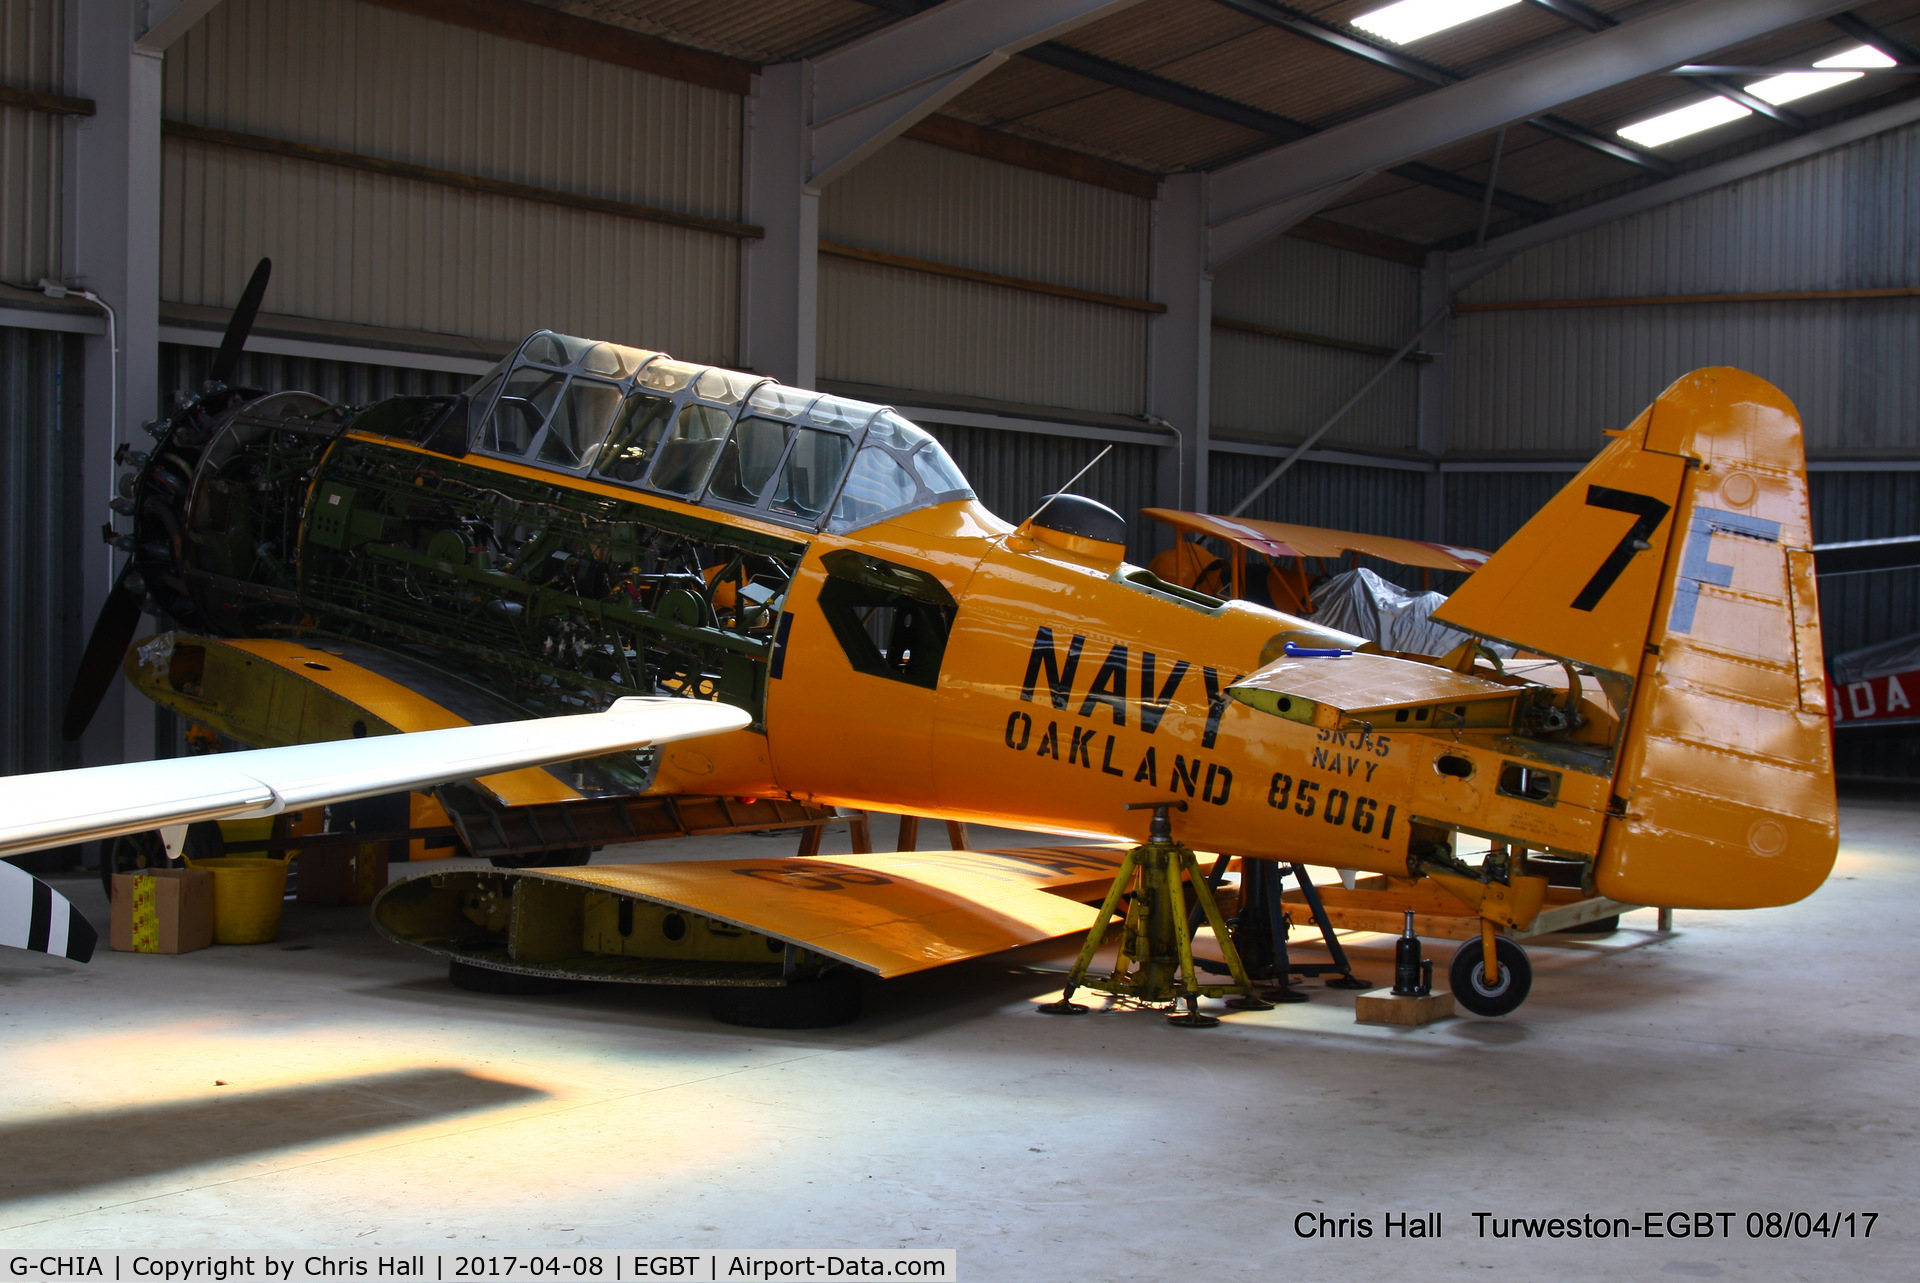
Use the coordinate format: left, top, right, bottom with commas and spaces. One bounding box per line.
0, 261, 1836, 1027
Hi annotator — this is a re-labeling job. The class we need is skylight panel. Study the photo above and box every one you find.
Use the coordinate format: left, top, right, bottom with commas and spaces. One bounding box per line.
1351, 0, 1522, 46
1616, 45, 1897, 148
1747, 44, 1894, 106
1617, 97, 1752, 149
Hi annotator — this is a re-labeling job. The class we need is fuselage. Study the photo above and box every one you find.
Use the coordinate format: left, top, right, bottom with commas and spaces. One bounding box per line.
132, 326, 1612, 878
752, 496, 1609, 870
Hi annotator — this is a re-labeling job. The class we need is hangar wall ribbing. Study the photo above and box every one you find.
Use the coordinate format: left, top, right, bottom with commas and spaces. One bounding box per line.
818, 139, 1150, 417
161, 0, 742, 362
1451, 120, 1920, 455
0, 0, 62, 286
1210, 234, 1421, 453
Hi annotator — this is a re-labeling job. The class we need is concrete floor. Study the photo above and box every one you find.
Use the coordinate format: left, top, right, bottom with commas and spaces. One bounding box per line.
1, 800, 1914, 1280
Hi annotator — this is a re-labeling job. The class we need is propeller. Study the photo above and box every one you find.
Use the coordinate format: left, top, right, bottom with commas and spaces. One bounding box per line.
60, 257, 272, 742
61, 570, 146, 742
209, 257, 271, 386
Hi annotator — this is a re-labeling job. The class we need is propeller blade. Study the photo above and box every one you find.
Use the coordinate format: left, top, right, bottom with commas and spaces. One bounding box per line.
62, 571, 147, 742
208, 257, 272, 385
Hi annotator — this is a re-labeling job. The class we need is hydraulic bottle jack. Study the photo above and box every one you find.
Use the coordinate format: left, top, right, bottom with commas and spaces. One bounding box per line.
1041, 801, 1269, 1027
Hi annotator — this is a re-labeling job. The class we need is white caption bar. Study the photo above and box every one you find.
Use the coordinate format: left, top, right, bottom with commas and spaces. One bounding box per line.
2, 1253, 956, 1282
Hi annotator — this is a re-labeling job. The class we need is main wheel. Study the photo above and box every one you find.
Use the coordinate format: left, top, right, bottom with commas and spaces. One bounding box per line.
448, 959, 586, 995
1448, 935, 1532, 1017
489, 846, 592, 869
100, 821, 225, 900
708, 971, 862, 1029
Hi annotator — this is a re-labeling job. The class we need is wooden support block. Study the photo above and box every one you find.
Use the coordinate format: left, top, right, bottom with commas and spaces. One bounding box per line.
895, 815, 919, 852
1354, 987, 1455, 1027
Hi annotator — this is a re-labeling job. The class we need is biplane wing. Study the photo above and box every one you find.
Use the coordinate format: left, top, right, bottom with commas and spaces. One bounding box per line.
373, 846, 1125, 982
1143, 509, 1490, 572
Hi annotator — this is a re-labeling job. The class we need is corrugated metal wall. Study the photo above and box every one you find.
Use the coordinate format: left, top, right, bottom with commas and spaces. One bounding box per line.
819, 139, 1149, 416
1211, 235, 1421, 451
0, 0, 62, 285
161, 0, 742, 361
921, 421, 1162, 562
159, 344, 470, 409
1811, 470, 1920, 660
1452, 120, 1920, 454
0, 324, 84, 776
1209, 451, 1429, 589
1440, 469, 1579, 558
1211, 453, 1426, 535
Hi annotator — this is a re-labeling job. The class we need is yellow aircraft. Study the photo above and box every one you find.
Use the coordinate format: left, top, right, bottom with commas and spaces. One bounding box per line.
65, 267, 1834, 1025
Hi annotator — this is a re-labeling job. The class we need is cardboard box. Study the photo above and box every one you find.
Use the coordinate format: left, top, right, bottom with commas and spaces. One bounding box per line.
110, 868, 214, 954
296, 844, 389, 906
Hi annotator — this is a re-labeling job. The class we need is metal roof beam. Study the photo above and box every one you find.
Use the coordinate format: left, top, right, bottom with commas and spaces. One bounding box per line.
1524, 0, 1615, 33
1700, 75, 1810, 129
136, 0, 224, 51
1829, 11, 1920, 63
1024, 43, 1546, 216
1211, 1, 1672, 174
1208, 0, 1452, 86
1446, 91, 1920, 291
807, 0, 1146, 185
1208, 0, 1857, 247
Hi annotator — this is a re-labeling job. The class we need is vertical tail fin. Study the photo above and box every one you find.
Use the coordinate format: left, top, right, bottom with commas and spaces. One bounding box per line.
1436, 369, 1836, 909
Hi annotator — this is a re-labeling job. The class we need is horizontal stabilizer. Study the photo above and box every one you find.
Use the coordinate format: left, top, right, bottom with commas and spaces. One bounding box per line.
1230, 651, 1521, 730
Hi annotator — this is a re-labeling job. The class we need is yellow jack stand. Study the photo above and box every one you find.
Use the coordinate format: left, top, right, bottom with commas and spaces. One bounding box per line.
1041, 801, 1269, 1027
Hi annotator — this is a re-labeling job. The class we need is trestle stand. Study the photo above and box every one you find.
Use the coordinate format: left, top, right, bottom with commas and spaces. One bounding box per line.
1040, 802, 1268, 1026
1200, 859, 1371, 997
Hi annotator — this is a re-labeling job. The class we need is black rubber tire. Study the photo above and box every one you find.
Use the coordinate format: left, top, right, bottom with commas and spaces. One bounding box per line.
489, 847, 593, 869
447, 959, 587, 995
100, 821, 223, 900
1555, 915, 1620, 935
102, 831, 169, 901
1449, 935, 1532, 1017
708, 971, 862, 1029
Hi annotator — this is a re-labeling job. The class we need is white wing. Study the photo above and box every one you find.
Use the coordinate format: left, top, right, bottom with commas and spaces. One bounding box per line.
0, 696, 747, 858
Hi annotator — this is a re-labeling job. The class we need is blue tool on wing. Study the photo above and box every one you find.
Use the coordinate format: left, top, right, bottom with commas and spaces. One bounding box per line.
1283, 642, 1351, 659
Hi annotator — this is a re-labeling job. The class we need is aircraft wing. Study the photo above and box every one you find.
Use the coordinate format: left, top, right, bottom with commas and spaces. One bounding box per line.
0, 697, 748, 860
1143, 508, 1489, 572
375, 846, 1126, 981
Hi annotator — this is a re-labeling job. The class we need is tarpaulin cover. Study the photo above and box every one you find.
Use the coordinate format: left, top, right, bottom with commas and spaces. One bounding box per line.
1311, 567, 1513, 659
1830, 629, 1920, 685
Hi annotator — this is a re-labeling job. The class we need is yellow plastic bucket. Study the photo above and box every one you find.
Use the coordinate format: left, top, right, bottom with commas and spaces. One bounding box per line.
184, 856, 289, 944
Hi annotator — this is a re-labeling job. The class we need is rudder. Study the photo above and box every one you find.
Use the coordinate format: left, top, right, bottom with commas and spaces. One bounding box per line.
1437, 369, 1836, 909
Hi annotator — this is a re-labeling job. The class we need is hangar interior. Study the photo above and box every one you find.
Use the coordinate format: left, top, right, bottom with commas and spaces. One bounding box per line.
2, 0, 1919, 1272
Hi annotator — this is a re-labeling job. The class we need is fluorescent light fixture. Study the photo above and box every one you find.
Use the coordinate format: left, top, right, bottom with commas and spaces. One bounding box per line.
1618, 44, 1895, 147
1352, 0, 1522, 46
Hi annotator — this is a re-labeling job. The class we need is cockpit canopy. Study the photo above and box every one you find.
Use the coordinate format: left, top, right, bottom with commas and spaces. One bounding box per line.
458, 330, 973, 533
